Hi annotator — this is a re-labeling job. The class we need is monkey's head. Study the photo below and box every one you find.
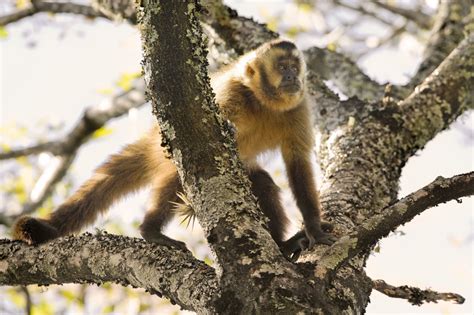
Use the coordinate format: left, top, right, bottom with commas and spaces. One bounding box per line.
242, 39, 307, 111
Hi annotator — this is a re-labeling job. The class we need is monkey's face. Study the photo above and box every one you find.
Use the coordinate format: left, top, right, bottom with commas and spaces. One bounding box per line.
274, 54, 303, 94
244, 41, 306, 111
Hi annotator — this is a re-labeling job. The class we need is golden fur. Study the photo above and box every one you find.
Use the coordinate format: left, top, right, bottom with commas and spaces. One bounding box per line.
13, 39, 334, 256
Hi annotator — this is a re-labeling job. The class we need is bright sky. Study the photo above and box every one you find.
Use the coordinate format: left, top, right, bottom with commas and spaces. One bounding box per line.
1, 1, 473, 314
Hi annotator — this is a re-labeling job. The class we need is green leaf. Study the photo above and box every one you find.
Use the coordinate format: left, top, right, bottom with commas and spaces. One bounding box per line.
116, 72, 141, 91
60, 289, 76, 303
32, 300, 54, 315
298, 3, 314, 12
16, 0, 29, 9
102, 305, 115, 314
327, 42, 337, 52
92, 127, 113, 139
97, 88, 114, 95
7, 288, 24, 308
286, 26, 302, 38
204, 256, 214, 266
0, 27, 8, 39
1, 143, 11, 152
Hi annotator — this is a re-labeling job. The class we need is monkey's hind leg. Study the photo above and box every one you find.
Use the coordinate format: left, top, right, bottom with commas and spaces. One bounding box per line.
140, 165, 186, 250
248, 168, 290, 251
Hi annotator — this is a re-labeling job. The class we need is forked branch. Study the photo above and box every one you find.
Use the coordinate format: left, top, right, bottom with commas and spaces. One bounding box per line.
315, 172, 474, 280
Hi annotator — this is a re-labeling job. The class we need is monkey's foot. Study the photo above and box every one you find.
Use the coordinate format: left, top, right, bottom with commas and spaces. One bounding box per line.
281, 229, 337, 262
141, 231, 188, 251
307, 230, 338, 248
280, 230, 306, 262
12, 216, 60, 245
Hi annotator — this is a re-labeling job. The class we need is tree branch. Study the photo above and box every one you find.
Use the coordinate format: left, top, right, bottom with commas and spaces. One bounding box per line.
400, 33, 473, 156
407, 0, 472, 91
19, 286, 32, 315
314, 172, 474, 280
371, 1, 432, 29
0, 1, 107, 26
0, 81, 147, 223
304, 47, 385, 101
136, 2, 340, 313
331, 0, 393, 26
372, 279, 465, 306
1, 80, 146, 160
0, 233, 218, 312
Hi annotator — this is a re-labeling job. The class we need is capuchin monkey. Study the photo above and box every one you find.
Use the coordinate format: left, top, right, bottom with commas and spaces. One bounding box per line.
13, 39, 336, 260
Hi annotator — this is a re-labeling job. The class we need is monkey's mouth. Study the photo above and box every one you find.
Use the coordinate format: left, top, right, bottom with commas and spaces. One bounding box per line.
279, 82, 301, 94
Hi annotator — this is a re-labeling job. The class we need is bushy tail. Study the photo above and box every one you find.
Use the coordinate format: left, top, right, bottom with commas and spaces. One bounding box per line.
13, 130, 163, 244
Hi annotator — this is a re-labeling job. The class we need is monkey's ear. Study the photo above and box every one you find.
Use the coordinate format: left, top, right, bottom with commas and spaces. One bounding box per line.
245, 63, 256, 77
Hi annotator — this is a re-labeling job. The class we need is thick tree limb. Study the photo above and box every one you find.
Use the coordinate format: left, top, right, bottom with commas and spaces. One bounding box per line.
0, 233, 218, 312
304, 47, 385, 101
136, 2, 340, 313
2, 1, 471, 313
372, 279, 465, 306
407, 0, 472, 91
314, 172, 474, 280
0, 1, 107, 26
400, 33, 474, 156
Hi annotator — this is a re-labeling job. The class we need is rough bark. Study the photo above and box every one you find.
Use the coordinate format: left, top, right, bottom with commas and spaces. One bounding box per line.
135, 1, 341, 313
0, 0, 472, 314
0, 233, 218, 313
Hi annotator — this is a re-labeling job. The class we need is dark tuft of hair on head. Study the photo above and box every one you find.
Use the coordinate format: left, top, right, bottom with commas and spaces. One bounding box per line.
268, 39, 297, 51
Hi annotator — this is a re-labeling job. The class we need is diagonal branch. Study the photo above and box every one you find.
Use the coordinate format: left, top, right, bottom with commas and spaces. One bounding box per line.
372, 279, 465, 306
0, 81, 146, 160
331, 0, 393, 26
400, 33, 474, 156
0, 81, 147, 223
0, 233, 218, 312
304, 47, 385, 101
406, 0, 472, 91
314, 172, 474, 280
0, 1, 107, 26
371, 1, 432, 29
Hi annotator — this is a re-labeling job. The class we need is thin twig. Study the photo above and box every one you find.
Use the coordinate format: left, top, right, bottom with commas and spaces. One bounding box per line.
332, 0, 392, 26
0, 1, 107, 26
19, 286, 32, 315
314, 172, 474, 280
370, 1, 432, 29
373, 279, 465, 305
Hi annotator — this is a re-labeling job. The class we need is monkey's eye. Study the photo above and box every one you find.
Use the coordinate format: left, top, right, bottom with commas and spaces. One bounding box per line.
278, 64, 285, 71
291, 65, 298, 72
